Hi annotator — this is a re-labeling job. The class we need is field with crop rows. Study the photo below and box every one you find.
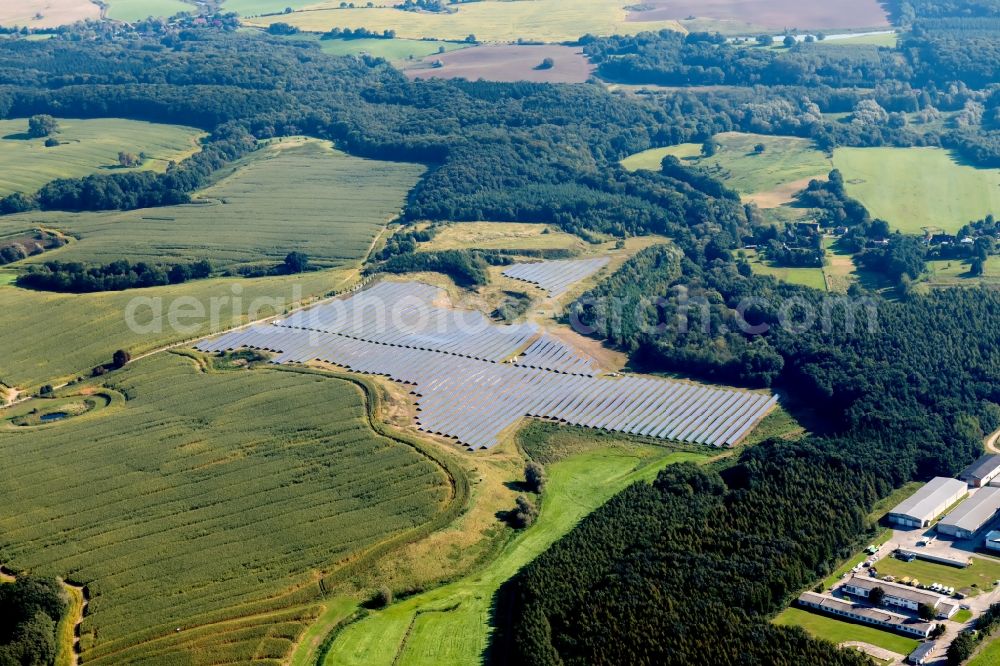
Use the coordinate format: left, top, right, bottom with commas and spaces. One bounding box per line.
9, 138, 423, 271
832, 147, 1000, 234
0, 353, 450, 664
0, 267, 349, 389
0, 118, 204, 197
622, 132, 832, 207
245, 0, 684, 43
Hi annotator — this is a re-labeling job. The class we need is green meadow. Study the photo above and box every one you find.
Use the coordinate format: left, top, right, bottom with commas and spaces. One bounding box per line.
833, 147, 1000, 233
293, 34, 469, 61
323, 431, 709, 666
105, 0, 194, 22
743, 249, 827, 291
0, 117, 204, 196
0, 353, 450, 665
622, 132, 831, 206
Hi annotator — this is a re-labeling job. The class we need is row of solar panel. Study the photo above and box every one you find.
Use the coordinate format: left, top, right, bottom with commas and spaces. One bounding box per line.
279, 281, 539, 363
514, 335, 600, 376
196, 323, 775, 450
502, 258, 610, 297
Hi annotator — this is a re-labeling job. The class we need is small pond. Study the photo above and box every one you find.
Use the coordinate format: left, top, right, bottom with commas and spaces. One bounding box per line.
39, 412, 69, 422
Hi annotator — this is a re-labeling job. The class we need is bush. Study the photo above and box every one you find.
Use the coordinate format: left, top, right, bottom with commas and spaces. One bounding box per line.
508, 495, 538, 529
27, 114, 58, 138
112, 349, 131, 369
375, 586, 392, 608
525, 461, 546, 493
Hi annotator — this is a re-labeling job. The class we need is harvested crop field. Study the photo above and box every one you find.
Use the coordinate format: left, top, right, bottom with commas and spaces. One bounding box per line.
0, 353, 450, 664
405, 45, 594, 84
628, 0, 891, 32
0, 0, 99, 28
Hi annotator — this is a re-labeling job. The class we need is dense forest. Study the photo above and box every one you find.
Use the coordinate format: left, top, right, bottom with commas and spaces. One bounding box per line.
0, 8, 997, 664
0, 576, 67, 666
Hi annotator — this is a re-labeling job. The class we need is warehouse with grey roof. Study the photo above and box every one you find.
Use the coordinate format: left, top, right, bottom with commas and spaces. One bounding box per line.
887, 477, 967, 528
938, 486, 1000, 539
959, 454, 1000, 487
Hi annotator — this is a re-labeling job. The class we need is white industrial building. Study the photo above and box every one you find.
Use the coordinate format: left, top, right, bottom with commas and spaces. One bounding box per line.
842, 575, 958, 619
797, 592, 934, 638
938, 487, 1000, 539
959, 454, 1000, 487
888, 477, 968, 528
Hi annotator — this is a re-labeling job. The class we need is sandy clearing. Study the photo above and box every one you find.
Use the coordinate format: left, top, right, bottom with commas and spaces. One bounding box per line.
743, 175, 825, 208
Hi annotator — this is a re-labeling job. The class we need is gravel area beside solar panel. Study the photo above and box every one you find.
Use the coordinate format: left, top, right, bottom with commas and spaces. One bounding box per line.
502, 258, 610, 297
196, 281, 776, 450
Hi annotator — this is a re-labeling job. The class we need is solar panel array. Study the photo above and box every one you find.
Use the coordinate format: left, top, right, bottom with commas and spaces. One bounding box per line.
502, 258, 610, 297
195, 281, 776, 450
513, 335, 600, 376
279, 281, 537, 363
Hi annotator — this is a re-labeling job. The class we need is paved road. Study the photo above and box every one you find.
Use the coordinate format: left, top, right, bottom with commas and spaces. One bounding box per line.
840, 641, 904, 664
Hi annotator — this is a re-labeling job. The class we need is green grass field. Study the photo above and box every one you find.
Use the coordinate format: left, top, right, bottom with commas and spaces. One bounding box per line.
927, 256, 1000, 286
0, 270, 14, 286
744, 249, 827, 290
8, 137, 423, 271
622, 132, 831, 206
323, 442, 709, 665
0, 353, 450, 664
825, 32, 899, 47
246, 0, 684, 43
285, 34, 469, 61
774, 607, 919, 655
970, 634, 1000, 665
105, 0, 193, 21
0, 118, 204, 196
875, 556, 1000, 596
833, 147, 1000, 233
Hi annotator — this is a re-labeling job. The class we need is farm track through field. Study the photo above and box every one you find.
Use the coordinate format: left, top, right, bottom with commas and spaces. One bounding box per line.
985, 426, 1000, 454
